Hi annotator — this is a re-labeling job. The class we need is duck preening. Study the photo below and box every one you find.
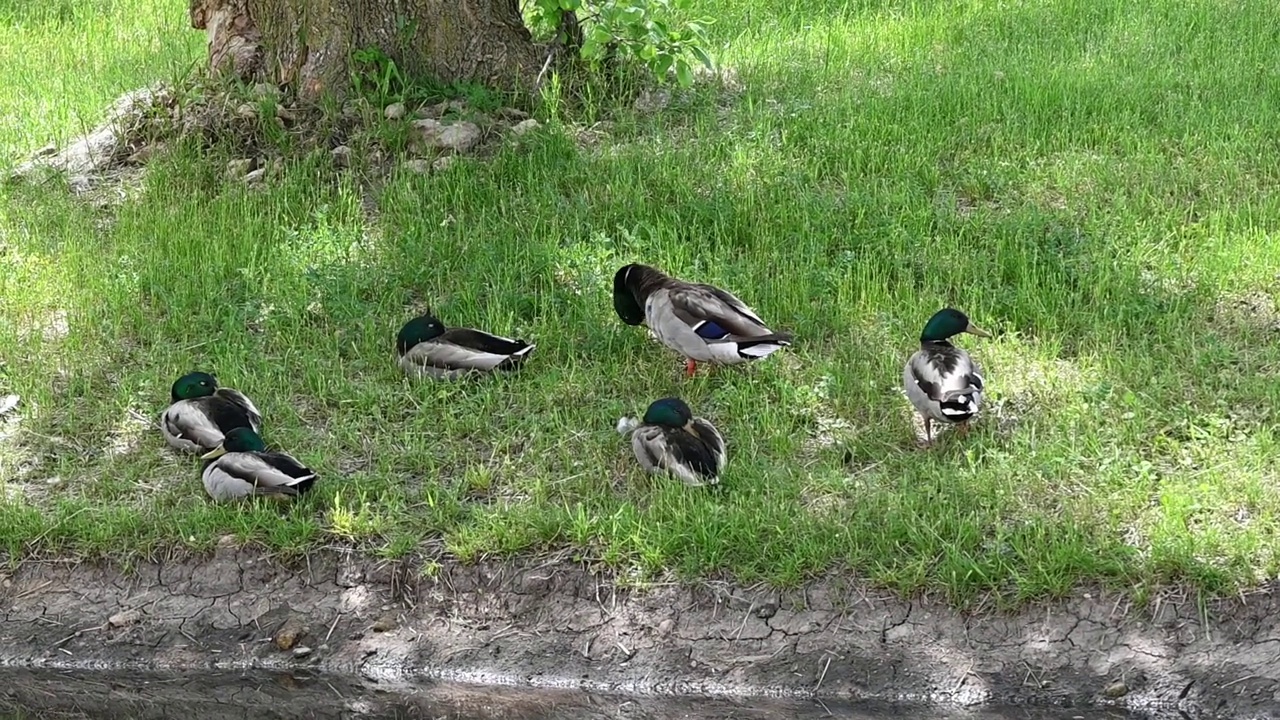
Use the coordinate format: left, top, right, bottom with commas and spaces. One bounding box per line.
612, 263, 792, 378
617, 397, 726, 486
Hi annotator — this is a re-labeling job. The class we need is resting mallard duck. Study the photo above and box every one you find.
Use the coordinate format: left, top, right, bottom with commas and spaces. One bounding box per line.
160, 372, 262, 454
903, 307, 991, 443
612, 263, 792, 378
616, 397, 726, 486
396, 311, 536, 380
200, 427, 317, 502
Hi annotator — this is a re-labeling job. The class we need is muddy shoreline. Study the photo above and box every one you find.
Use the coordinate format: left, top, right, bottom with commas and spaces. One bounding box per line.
0, 544, 1273, 719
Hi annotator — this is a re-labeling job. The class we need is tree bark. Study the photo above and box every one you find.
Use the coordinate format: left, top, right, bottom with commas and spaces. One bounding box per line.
190, 0, 544, 100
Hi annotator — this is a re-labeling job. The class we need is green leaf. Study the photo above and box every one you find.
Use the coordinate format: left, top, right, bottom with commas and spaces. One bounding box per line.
654, 53, 674, 78
691, 45, 714, 70
675, 58, 693, 87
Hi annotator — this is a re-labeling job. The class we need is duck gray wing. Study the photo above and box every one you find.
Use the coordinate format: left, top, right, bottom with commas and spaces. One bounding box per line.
202, 452, 316, 501
161, 400, 225, 452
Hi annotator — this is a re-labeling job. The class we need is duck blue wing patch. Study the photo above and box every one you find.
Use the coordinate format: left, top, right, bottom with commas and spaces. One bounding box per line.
692, 320, 730, 340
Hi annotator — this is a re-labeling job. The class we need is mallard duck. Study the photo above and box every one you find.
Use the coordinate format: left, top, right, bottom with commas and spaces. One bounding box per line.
396, 311, 536, 380
612, 263, 792, 377
160, 372, 262, 454
903, 307, 991, 443
200, 427, 317, 501
616, 397, 726, 486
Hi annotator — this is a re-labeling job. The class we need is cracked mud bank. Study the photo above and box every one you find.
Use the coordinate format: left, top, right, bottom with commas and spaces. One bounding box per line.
1, 545, 1274, 719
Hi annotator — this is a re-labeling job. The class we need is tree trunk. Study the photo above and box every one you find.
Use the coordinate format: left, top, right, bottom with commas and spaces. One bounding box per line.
189, 0, 544, 100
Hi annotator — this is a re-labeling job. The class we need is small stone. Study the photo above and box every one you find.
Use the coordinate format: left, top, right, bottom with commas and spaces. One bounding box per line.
372, 612, 398, 632
108, 609, 140, 628
330, 145, 353, 167
402, 159, 431, 174
236, 103, 257, 120
226, 158, 254, 178
45, 476, 61, 486
431, 156, 455, 172
273, 617, 306, 651
384, 102, 406, 120
275, 106, 297, 123
656, 619, 674, 636
0, 394, 19, 415
1103, 681, 1128, 698
292, 646, 313, 658
754, 603, 778, 620
511, 119, 541, 136
242, 168, 266, 185
434, 122, 481, 153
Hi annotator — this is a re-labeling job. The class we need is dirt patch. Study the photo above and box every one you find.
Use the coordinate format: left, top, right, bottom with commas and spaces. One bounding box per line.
0, 547, 1271, 719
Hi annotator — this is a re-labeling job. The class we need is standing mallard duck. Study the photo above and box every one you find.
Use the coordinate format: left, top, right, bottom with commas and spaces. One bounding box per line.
160, 372, 262, 454
616, 397, 726, 486
396, 311, 536, 381
200, 427, 317, 502
903, 307, 991, 443
612, 263, 792, 378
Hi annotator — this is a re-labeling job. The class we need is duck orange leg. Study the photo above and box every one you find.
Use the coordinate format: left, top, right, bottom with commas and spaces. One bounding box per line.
685, 359, 698, 378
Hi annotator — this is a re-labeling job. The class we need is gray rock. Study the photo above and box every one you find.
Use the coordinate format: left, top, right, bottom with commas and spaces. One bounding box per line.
384, 102, 406, 120
330, 145, 353, 167
434, 122, 481, 153
411, 118, 443, 140
511, 119, 541, 136
225, 158, 254, 178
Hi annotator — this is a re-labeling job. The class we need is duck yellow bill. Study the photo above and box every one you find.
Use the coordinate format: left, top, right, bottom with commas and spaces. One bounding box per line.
201, 444, 228, 460
965, 322, 992, 338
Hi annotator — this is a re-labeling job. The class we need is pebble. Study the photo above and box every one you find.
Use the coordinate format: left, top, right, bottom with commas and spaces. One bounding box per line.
384, 102, 406, 120
292, 646, 313, 658
511, 119, 541, 136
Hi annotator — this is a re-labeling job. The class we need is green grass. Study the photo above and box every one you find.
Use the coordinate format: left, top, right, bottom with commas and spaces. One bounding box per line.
2, 0, 1280, 607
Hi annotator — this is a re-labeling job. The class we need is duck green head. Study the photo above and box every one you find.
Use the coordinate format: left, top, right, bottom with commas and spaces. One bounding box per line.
642, 397, 694, 428
201, 427, 267, 459
920, 307, 991, 343
396, 312, 446, 355
171, 372, 218, 402
612, 264, 647, 326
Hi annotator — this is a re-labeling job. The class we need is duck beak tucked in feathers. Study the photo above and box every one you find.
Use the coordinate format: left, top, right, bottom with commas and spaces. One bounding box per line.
612, 263, 792, 377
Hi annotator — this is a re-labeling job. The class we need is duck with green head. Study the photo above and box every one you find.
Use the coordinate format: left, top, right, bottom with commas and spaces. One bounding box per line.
616, 397, 726, 486
200, 427, 317, 502
903, 308, 991, 443
396, 311, 536, 381
612, 263, 792, 378
160, 372, 262, 454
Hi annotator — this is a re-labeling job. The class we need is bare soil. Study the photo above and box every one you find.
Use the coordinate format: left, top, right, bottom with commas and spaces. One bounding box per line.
0, 545, 1273, 719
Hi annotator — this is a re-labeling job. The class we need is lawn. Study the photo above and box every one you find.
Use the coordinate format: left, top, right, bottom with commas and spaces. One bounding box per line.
1, 0, 1279, 607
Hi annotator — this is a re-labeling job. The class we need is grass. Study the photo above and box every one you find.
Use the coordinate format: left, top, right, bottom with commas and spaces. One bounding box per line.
2, 0, 1280, 608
